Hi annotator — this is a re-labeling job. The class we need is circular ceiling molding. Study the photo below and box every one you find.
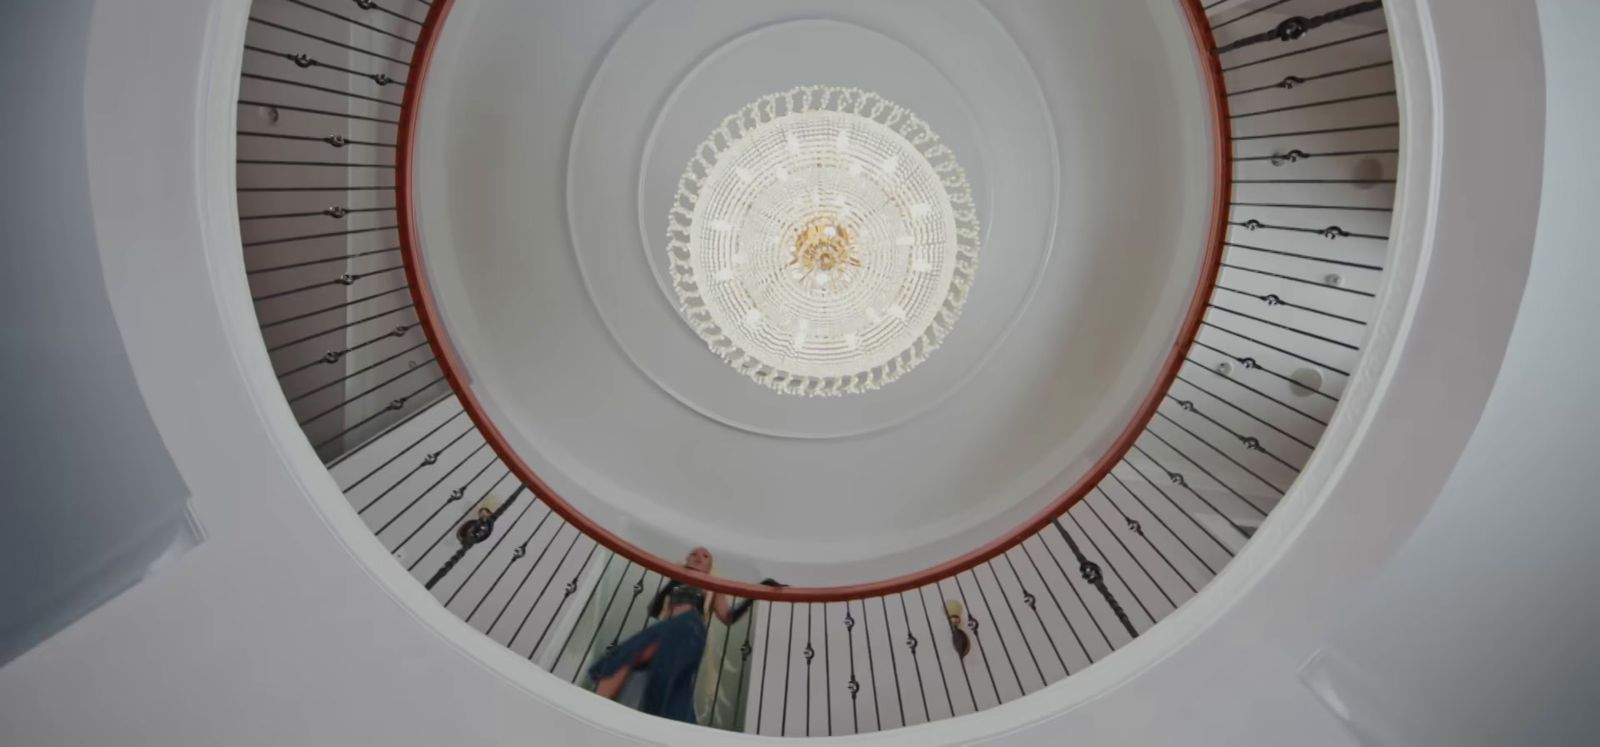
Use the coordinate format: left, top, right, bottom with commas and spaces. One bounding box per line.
668, 86, 979, 396
414, 0, 1214, 580
569, 14, 1056, 439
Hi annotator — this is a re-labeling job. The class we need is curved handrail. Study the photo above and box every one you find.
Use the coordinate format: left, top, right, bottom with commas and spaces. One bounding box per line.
394, 0, 1232, 602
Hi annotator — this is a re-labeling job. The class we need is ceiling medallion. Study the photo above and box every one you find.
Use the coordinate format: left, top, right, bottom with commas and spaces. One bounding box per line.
667, 86, 980, 396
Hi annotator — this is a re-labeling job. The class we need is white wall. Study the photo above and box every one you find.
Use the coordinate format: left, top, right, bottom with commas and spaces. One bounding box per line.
1300, 1, 1600, 744
0, 2, 1565, 747
0, 0, 193, 667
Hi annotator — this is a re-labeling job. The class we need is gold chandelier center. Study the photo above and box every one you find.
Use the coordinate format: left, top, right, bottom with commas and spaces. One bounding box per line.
791, 217, 861, 284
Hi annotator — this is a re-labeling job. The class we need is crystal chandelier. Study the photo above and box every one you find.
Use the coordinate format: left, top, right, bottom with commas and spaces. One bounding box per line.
667, 86, 980, 396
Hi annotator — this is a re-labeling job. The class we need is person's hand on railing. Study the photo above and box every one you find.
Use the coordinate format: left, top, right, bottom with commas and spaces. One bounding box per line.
725, 578, 785, 623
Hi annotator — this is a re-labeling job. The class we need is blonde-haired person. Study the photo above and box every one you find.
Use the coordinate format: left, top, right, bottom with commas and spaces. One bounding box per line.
588, 547, 779, 723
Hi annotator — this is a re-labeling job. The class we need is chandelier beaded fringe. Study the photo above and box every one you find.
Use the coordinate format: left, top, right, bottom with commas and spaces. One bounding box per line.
666, 86, 980, 396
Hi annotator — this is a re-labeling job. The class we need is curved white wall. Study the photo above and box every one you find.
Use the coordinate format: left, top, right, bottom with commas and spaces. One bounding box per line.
0, 0, 194, 667
0, 2, 1567, 747
1303, 2, 1598, 743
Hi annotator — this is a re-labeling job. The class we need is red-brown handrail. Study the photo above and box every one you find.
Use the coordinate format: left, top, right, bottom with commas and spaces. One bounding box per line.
396, 0, 1231, 602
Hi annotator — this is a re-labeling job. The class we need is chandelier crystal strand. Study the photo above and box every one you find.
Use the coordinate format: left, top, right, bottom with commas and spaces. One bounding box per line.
667, 86, 980, 396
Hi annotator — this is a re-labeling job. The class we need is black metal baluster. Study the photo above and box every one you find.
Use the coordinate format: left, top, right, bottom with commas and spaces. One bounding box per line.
1186, 356, 1330, 426
1205, 304, 1359, 355
239, 98, 400, 125
531, 543, 601, 662
1225, 240, 1383, 275
356, 424, 474, 513
335, 401, 460, 490
421, 483, 524, 589
822, 602, 834, 735
479, 521, 568, 630
374, 441, 490, 535
1100, 483, 1203, 595
875, 596, 908, 727
1170, 384, 1314, 454
1153, 412, 1289, 504
1233, 121, 1398, 142
281, 0, 419, 44
352, 0, 426, 28
277, 316, 414, 381
268, 304, 417, 356
986, 560, 1050, 686
1082, 488, 1183, 604
239, 44, 398, 85
518, 535, 592, 654
1214, 2, 1387, 55
733, 622, 755, 733
1130, 439, 1255, 541
1000, 552, 1068, 677
804, 603, 815, 736
1053, 519, 1139, 638
1213, 285, 1369, 327
780, 603, 794, 736
608, 571, 658, 651
1033, 529, 1115, 652
1216, 283, 1369, 331
245, 16, 413, 66
393, 459, 502, 559
1221, 31, 1388, 74
1113, 460, 1222, 572
239, 69, 404, 105
448, 492, 553, 604
562, 555, 624, 681
447, 503, 550, 608
1227, 61, 1395, 98
859, 598, 889, 729
1018, 538, 1093, 666
844, 603, 860, 733
311, 374, 448, 452
1066, 511, 1156, 627
240, 183, 397, 194
1217, 262, 1378, 299
967, 569, 1029, 695
756, 598, 775, 735
244, 224, 400, 250
1210, 0, 1291, 32
246, 208, 398, 226
1151, 413, 1291, 497
297, 363, 435, 425
410, 470, 513, 573
1197, 322, 1355, 382
894, 593, 931, 723
566, 556, 640, 671
257, 265, 407, 306
1233, 212, 1386, 238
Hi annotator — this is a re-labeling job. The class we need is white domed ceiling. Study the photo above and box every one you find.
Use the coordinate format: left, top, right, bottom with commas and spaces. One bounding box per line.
412, 0, 1213, 586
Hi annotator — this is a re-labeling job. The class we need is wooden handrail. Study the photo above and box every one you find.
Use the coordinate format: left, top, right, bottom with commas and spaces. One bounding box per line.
395, 0, 1231, 602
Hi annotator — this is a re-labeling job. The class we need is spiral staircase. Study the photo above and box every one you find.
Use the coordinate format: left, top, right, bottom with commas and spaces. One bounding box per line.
2, 1, 1593, 746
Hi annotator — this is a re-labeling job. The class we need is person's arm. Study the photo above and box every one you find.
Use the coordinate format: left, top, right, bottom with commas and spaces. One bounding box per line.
718, 578, 784, 625
647, 579, 681, 620
710, 592, 734, 625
